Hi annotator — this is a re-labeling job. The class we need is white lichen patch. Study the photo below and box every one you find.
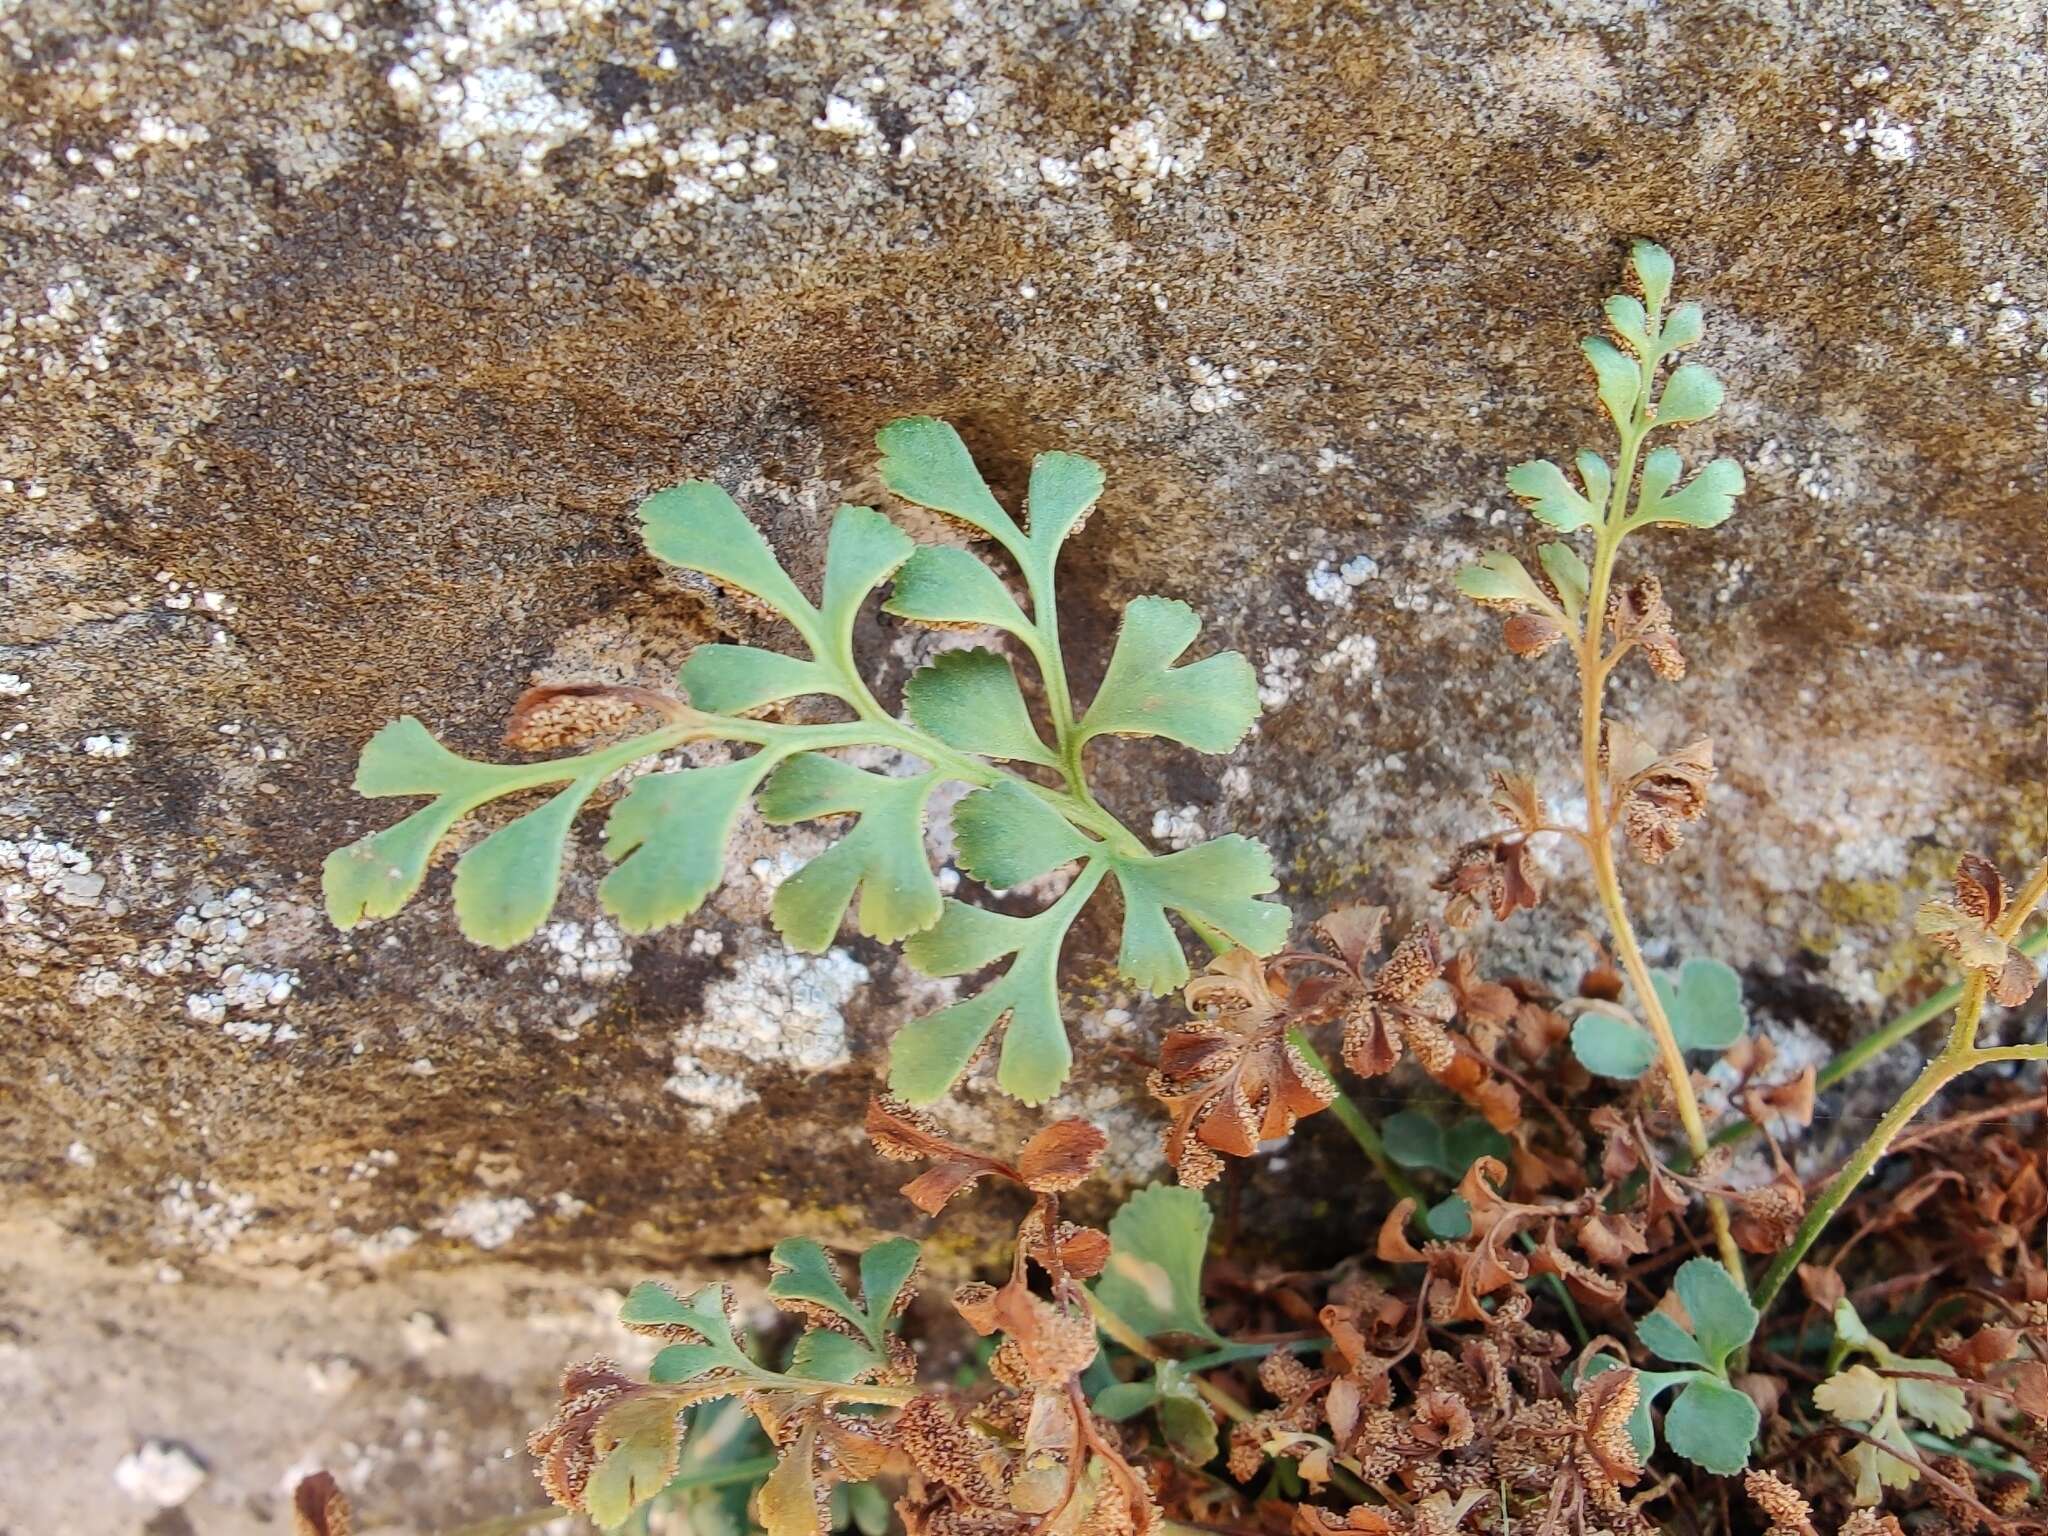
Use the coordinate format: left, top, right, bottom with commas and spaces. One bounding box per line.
128, 886, 300, 1038
276, 0, 362, 56
1084, 117, 1202, 203
1185, 355, 1275, 413
113, 1440, 207, 1508
336, 1224, 420, 1264
1838, 108, 1916, 162
941, 88, 978, 126
815, 94, 879, 144
1753, 439, 1840, 504
1258, 646, 1304, 709
1186, 356, 1244, 413
80, 732, 133, 759
664, 944, 870, 1124
616, 118, 781, 212
1, 835, 105, 932
402, 1309, 449, 1354
1161, 0, 1229, 42
662, 1056, 755, 1122
304, 1353, 364, 1395
1149, 803, 1206, 849
1815, 67, 1917, 165
437, 1194, 535, 1250
388, 0, 618, 174
156, 1178, 258, 1254
1305, 553, 1377, 607
1968, 282, 2048, 364
1038, 154, 1082, 189
2, 270, 130, 388
749, 847, 808, 893
538, 917, 630, 986
1313, 633, 1379, 684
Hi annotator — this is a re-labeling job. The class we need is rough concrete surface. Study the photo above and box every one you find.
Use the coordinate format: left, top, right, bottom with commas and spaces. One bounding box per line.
4, 0, 2046, 1530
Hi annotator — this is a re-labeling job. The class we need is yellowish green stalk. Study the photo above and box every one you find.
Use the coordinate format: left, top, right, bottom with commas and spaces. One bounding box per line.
1579, 331, 1746, 1285
1751, 861, 2048, 1316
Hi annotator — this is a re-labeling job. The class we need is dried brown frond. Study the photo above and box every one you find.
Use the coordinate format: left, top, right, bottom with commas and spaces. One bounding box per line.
1444, 951, 1518, 1033
1019, 1207, 1111, 1280
1494, 1399, 1572, 1491
1150, 950, 1334, 1187
1490, 771, 1549, 835
1576, 941, 1626, 1002
2012, 1361, 2048, 1423
1576, 1211, 1648, 1269
291, 1473, 351, 1536
1574, 1364, 1642, 1487
1917, 854, 2042, 1006
1755, 1064, 1819, 1130
1937, 1325, 2019, 1378
528, 1359, 671, 1513
952, 1282, 1001, 1336
897, 1394, 1009, 1509
1017, 1120, 1110, 1192
1607, 574, 1688, 681
1489, 1365, 1649, 1536
1526, 1223, 1627, 1309
1433, 773, 1553, 931
1007, 1296, 1100, 1386
1603, 721, 1714, 865
1293, 1505, 1404, 1536
1512, 994, 1572, 1060
1341, 926, 1456, 1079
503, 682, 684, 749
1504, 610, 1570, 659
868, 1098, 1111, 1215
1411, 1389, 1476, 1450
1229, 1353, 1330, 1485
1727, 1171, 1806, 1254
1434, 836, 1546, 931
867, 1097, 1017, 1213
1376, 1159, 1612, 1329
1312, 904, 1389, 970
1590, 1107, 1693, 1239
1743, 1469, 1817, 1536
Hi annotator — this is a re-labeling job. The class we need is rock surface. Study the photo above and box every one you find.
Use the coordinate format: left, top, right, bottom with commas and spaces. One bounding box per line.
4, 0, 2046, 1530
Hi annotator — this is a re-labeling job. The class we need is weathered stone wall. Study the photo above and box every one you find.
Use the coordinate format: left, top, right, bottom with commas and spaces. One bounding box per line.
4, 1, 2045, 1530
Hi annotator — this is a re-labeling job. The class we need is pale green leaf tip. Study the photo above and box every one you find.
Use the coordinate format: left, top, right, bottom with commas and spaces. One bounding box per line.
1630, 240, 1675, 307
320, 846, 370, 929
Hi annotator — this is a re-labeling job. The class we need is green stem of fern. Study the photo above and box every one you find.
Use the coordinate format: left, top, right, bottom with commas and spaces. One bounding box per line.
714, 700, 1152, 859
1686, 923, 2048, 1168
1750, 870, 2047, 1318
436, 1456, 783, 1536
1022, 558, 1089, 794
1286, 1028, 1424, 1204
1575, 319, 1746, 1288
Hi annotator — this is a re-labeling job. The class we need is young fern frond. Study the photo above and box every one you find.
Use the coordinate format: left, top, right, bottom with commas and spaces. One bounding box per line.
530, 1236, 924, 1530
1454, 240, 1750, 1282
323, 417, 1284, 1105
487, 249, 2046, 1536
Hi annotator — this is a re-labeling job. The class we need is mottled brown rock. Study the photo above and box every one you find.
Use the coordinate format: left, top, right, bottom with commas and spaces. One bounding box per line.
3, 0, 2045, 1529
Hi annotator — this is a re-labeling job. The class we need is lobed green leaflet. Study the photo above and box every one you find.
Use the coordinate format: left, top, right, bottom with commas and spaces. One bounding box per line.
324, 417, 1287, 1105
